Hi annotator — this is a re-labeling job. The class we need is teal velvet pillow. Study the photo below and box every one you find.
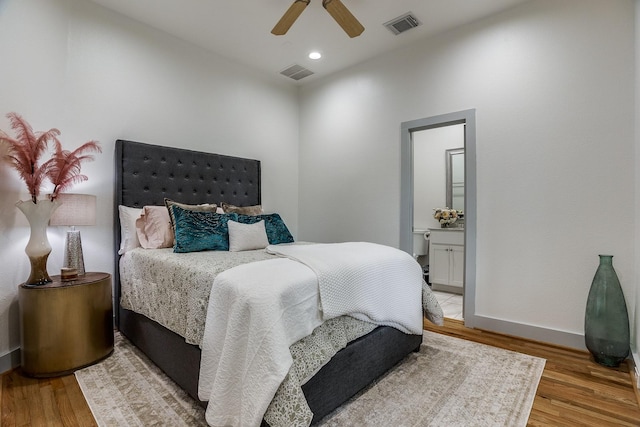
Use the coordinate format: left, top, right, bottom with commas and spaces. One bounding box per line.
236, 213, 294, 245
170, 205, 238, 253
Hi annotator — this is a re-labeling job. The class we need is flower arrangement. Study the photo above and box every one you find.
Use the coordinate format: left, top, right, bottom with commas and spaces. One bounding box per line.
433, 207, 460, 227
0, 112, 101, 203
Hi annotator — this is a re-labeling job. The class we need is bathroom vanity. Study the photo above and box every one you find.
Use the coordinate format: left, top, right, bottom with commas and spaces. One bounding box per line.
429, 228, 464, 294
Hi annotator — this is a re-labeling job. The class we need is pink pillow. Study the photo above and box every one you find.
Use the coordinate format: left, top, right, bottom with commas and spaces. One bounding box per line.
135, 206, 174, 249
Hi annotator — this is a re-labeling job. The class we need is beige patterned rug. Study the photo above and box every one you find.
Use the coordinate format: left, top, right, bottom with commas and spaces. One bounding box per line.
75, 330, 545, 426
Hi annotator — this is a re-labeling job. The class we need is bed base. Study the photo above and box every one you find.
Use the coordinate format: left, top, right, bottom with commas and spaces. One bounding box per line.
119, 307, 421, 424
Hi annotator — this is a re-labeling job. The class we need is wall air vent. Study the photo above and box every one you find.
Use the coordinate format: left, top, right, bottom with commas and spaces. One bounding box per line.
383, 12, 421, 35
280, 64, 314, 81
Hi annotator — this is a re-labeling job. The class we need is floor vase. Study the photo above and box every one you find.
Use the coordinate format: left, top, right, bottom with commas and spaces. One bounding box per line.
584, 255, 630, 367
16, 199, 60, 285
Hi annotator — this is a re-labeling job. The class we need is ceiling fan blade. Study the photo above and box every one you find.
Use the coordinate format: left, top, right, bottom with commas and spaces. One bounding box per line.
322, 0, 364, 38
271, 0, 310, 35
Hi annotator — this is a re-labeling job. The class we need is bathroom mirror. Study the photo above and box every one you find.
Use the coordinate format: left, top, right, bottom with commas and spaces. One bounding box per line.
446, 148, 464, 211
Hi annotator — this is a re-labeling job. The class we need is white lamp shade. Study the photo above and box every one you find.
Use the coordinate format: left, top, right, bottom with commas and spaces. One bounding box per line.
49, 194, 97, 226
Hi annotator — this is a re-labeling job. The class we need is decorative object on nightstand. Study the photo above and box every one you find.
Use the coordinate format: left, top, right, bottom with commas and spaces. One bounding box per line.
49, 193, 96, 276
19, 272, 114, 377
0, 112, 101, 285
15, 199, 61, 285
584, 254, 630, 367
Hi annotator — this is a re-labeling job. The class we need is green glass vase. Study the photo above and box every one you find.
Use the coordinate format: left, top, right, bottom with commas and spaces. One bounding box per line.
584, 255, 630, 367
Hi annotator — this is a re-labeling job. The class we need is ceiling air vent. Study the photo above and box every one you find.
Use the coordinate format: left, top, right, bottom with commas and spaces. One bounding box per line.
280, 64, 314, 81
383, 12, 421, 35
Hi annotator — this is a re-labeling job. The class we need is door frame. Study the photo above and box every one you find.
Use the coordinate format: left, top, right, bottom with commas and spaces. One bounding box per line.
400, 109, 477, 325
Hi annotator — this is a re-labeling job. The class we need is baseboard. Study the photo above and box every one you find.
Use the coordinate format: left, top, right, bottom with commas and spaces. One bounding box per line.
631, 351, 640, 408
466, 314, 586, 350
0, 347, 21, 375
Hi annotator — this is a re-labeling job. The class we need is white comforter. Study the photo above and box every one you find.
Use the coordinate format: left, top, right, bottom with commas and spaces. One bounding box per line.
268, 242, 424, 335
198, 242, 424, 427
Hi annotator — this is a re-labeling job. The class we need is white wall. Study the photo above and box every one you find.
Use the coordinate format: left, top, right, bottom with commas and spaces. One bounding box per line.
633, 0, 640, 374
413, 124, 465, 231
299, 0, 636, 348
0, 0, 299, 369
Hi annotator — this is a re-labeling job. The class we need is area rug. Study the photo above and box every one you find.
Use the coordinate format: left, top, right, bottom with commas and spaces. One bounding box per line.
75, 331, 545, 427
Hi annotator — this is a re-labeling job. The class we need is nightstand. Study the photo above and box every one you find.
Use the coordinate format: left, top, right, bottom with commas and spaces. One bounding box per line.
19, 272, 114, 377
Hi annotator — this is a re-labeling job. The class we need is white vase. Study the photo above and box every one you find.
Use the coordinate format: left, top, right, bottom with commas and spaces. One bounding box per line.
16, 199, 61, 285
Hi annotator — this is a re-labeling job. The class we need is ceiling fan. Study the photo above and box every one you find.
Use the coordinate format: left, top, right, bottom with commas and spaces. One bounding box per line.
271, 0, 365, 38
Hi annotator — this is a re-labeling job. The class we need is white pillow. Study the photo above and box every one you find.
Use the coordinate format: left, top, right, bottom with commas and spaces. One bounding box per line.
228, 220, 269, 252
118, 205, 143, 255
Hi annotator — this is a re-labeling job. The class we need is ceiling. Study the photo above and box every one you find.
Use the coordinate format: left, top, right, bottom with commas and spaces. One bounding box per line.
87, 0, 530, 85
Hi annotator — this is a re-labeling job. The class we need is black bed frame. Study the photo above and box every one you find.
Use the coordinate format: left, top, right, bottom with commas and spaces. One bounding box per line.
113, 139, 422, 424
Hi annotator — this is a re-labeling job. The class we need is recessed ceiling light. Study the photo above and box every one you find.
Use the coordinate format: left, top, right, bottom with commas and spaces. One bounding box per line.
308, 51, 322, 60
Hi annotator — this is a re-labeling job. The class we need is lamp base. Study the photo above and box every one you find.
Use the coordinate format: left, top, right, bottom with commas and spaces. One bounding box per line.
63, 229, 85, 275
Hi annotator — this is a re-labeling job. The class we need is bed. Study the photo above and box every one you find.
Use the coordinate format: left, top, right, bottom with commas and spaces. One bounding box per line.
113, 139, 435, 426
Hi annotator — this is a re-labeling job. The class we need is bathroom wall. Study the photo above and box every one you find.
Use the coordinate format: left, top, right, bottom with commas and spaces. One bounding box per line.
413, 124, 465, 231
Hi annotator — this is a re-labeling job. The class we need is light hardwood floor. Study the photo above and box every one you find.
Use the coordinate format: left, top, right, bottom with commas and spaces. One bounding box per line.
2, 319, 639, 426
424, 319, 640, 426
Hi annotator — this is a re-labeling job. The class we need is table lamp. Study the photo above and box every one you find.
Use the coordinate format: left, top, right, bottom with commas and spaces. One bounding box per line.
49, 193, 96, 276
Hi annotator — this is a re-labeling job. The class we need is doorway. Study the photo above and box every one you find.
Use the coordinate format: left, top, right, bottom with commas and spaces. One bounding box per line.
413, 124, 465, 319
400, 109, 477, 325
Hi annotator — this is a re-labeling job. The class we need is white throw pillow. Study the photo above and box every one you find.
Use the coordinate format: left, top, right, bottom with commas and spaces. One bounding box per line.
228, 220, 269, 252
118, 205, 143, 255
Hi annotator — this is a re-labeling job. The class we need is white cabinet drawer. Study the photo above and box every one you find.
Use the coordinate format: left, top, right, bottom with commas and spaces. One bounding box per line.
429, 229, 464, 246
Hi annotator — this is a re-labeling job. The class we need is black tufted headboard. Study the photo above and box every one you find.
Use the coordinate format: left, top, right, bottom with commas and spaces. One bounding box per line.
113, 139, 261, 326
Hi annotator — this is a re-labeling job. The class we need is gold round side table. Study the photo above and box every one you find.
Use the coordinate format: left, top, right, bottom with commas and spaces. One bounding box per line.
19, 272, 114, 377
